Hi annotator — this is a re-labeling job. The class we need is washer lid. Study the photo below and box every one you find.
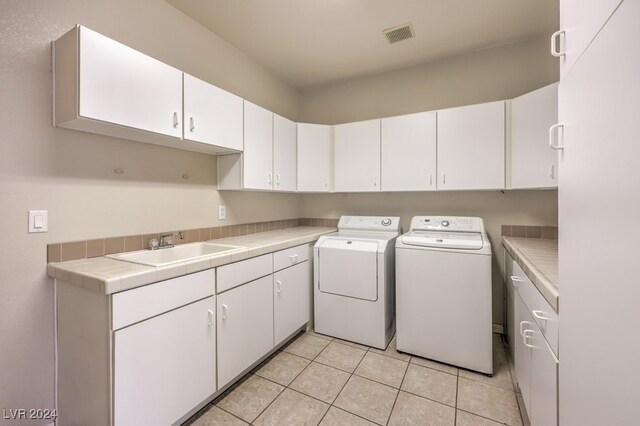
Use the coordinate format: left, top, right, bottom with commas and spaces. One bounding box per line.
400, 231, 484, 250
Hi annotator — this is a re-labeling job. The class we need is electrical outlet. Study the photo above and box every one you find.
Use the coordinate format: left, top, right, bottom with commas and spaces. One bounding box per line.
218, 205, 226, 220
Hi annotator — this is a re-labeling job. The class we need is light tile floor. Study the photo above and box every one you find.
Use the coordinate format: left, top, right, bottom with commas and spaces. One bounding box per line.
185, 331, 528, 426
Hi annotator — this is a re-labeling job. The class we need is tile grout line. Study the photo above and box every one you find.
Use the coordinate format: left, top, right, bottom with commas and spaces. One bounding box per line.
384, 355, 410, 426
454, 372, 459, 425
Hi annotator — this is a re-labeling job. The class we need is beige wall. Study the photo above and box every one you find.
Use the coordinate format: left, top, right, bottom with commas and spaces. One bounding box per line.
0, 0, 300, 422
299, 36, 560, 327
300, 35, 558, 124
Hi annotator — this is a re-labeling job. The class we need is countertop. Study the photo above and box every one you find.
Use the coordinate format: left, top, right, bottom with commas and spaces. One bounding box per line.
502, 236, 559, 312
47, 227, 336, 295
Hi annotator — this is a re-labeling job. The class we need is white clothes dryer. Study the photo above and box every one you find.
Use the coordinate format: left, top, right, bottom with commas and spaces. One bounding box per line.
314, 216, 400, 349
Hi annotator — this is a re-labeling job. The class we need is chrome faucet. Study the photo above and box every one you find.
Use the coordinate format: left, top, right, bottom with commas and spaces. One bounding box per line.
149, 231, 185, 250
158, 233, 174, 249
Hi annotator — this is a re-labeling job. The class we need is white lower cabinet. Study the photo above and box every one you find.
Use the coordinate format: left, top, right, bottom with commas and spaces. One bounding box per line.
274, 261, 310, 344
511, 262, 559, 426
217, 275, 275, 388
113, 296, 216, 426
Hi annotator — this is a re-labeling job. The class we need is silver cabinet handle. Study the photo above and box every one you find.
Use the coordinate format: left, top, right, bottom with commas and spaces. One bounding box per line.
550, 29, 566, 57
207, 309, 214, 326
520, 320, 533, 336
189, 116, 195, 132
442, 173, 446, 185
429, 174, 433, 185
550, 165, 555, 179
373, 175, 377, 187
221, 304, 229, 319
549, 124, 565, 150
276, 173, 281, 186
510, 275, 522, 289
276, 280, 282, 294
172, 112, 179, 128
268, 173, 273, 185
522, 329, 535, 348
532, 310, 550, 321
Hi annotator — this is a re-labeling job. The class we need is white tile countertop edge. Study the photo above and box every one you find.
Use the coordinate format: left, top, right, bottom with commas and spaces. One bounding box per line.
502, 236, 559, 312
47, 227, 336, 295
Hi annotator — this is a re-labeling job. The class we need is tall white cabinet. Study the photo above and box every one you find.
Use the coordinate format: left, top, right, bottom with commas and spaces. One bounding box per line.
558, 0, 640, 424
243, 101, 274, 190
334, 119, 381, 192
510, 83, 559, 189
297, 123, 333, 192
437, 101, 505, 190
381, 111, 437, 191
273, 114, 298, 192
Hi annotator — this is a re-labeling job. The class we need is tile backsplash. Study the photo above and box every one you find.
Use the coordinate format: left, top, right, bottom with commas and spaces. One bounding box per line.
501, 225, 558, 239
47, 218, 339, 263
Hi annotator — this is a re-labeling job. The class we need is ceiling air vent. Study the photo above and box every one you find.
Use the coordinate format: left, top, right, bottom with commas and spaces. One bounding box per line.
383, 23, 415, 44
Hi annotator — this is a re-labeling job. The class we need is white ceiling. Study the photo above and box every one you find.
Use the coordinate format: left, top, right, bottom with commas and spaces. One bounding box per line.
167, 0, 558, 90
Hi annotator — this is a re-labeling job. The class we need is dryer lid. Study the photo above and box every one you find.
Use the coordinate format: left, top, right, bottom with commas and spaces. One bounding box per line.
400, 231, 484, 250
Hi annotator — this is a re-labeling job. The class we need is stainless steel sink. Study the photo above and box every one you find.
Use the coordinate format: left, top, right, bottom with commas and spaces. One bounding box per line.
107, 242, 244, 267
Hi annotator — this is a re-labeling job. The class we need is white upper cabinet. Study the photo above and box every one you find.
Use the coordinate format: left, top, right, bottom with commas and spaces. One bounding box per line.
556, 0, 623, 77
381, 111, 437, 191
273, 114, 297, 192
183, 74, 243, 152
242, 101, 274, 190
297, 123, 332, 192
510, 83, 559, 189
334, 119, 381, 192
54, 25, 183, 144
437, 101, 505, 190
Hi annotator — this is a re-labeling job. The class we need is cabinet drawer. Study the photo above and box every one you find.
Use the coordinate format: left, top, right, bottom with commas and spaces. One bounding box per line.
112, 269, 215, 330
511, 262, 559, 356
217, 253, 273, 293
273, 244, 309, 272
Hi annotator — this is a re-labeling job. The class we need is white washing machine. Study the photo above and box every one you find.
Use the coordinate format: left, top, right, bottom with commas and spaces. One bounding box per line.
314, 215, 400, 349
396, 216, 493, 374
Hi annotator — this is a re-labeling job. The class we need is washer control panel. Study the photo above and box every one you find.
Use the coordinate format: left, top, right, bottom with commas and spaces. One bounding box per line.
338, 216, 401, 232
409, 216, 484, 233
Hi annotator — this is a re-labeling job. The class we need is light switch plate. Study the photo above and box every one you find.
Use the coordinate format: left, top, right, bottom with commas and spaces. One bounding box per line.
218, 205, 226, 220
28, 210, 48, 233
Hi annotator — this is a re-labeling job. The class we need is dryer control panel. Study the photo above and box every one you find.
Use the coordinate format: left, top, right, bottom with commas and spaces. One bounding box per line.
338, 216, 401, 232
409, 216, 484, 233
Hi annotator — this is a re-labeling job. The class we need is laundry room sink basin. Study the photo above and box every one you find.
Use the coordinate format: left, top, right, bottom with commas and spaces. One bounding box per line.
107, 242, 244, 267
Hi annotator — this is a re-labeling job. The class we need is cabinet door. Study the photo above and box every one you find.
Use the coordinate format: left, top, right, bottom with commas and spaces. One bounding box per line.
334, 120, 381, 192
243, 101, 273, 190
183, 74, 243, 151
510, 83, 559, 189
274, 262, 310, 344
297, 123, 332, 192
559, 0, 623, 77
273, 114, 297, 192
559, 1, 640, 424
530, 329, 559, 426
381, 111, 437, 191
437, 101, 505, 190
505, 253, 516, 358
78, 26, 182, 138
114, 297, 216, 426
217, 276, 274, 388
514, 293, 533, 419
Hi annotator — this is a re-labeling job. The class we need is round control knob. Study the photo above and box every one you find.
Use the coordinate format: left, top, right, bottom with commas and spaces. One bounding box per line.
381, 218, 392, 226
441, 220, 450, 227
